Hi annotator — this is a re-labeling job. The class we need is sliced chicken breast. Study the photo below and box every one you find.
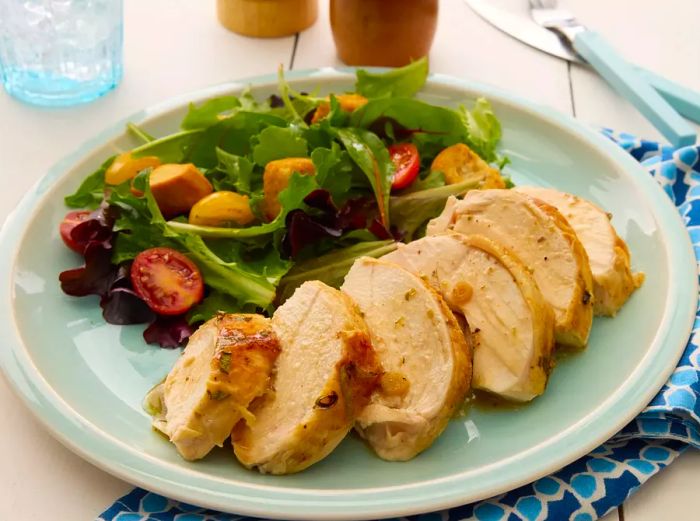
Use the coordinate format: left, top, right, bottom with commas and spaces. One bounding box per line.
233, 281, 380, 474
341, 257, 471, 461
148, 314, 281, 461
384, 233, 555, 402
428, 190, 594, 348
514, 186, 644, 316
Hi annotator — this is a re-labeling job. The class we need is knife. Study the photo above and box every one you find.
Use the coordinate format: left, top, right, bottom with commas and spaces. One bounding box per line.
463, 0, 700, 129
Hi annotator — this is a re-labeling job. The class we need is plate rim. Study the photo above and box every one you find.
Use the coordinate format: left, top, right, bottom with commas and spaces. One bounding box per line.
0, 68, 696, 520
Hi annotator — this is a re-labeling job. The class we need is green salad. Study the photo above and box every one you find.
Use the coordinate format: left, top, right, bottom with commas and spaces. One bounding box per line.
58, 58, 507, 347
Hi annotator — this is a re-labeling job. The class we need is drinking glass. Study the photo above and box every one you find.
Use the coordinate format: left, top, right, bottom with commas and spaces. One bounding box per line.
0, 0, 123, 107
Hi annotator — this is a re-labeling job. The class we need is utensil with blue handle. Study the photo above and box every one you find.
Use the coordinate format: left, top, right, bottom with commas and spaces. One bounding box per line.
633, 67, 700, 124
529, 0, 696, 147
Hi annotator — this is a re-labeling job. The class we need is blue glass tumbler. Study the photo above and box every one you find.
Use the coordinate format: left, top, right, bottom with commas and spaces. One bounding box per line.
0, 0, 123, 107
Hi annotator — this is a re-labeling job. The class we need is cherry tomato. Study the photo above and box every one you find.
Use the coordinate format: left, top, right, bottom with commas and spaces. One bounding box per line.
389, 143, 420, 190
130, 247, 204, 316
59, 210, 92, 253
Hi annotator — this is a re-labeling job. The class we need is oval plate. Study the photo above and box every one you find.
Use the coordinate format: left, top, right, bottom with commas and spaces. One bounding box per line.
0, 69, 696, 520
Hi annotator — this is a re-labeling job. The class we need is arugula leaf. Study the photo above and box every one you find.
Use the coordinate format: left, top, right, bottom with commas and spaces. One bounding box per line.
127, 123, 155, 143
351, 98, 465, 139
184, 111, 286, 168
355, 57, 429, 98
252, 126, 308, 166
214, 148, 256, 194
131, 129, 204, 163
275, 66, 322, 126
335, 128, 394, 228
277, 240, 397, 303
181, 96, 242, 130
64, 157, 114, 209
166, 172, 318, 238
310, 143, 353, 204
205, 239, 291, 285
390, 178, 480, 240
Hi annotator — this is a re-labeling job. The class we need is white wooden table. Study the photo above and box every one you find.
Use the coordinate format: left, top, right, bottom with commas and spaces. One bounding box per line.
0, 0, 698, 519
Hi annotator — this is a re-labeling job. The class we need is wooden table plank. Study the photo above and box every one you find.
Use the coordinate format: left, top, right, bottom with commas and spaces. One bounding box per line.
624, 450, 700, 520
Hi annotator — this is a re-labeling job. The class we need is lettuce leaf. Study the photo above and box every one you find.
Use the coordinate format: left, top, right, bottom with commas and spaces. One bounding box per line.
458, 98, 503, 163
276, 240, 397, 303
355, 57, 429, 98
183, 111, 286, 168
113, 173, 284, 309
131, 129, 203, 163
310, 143, 353, 204
64, 157, 114, 209
351, 96, 505, 165
351, 97, 465, 139
126, 123, 155, 143
335, 128, 394, 228
252, 126, 308, 166
390, 178, 480, 240
181, 96, 242, 130
212, 148, 256, 194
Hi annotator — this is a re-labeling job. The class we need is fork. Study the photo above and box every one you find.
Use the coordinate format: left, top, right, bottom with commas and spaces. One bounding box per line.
529, 0, 696, 147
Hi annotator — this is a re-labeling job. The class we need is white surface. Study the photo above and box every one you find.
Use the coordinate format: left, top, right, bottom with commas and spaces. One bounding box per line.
0, 0, 697, 519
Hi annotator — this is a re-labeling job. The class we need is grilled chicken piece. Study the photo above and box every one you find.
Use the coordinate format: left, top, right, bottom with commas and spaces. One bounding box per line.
384, 233, 555, 402
148, 314, 280, 461
233, 281, 380, 474
514, 186, 644, 316
341, 257, 471, 461
428, 190, 594, 348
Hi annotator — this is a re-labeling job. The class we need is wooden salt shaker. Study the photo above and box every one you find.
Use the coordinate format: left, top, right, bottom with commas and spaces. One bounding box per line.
217, 0, 318, 38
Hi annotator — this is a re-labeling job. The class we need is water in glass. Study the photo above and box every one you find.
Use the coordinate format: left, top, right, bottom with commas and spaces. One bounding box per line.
0, 0, 123, 107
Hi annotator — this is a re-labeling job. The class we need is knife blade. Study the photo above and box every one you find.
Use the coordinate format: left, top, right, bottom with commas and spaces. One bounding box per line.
463, 0, 582, 62
463, 0, 700, 126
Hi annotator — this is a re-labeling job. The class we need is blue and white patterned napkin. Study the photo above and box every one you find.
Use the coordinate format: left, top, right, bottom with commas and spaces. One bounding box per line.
98, 132, 700, 521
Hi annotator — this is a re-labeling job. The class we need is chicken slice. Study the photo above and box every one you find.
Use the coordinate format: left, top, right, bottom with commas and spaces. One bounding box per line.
428, 190, 594, 348
148, 314, 280, 461
384, 233, 555, 402
233, 281, 381, 474
514, 186, 644, 316
341, 257, 471, 461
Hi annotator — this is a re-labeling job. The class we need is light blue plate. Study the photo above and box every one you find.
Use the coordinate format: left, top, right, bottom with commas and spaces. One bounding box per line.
0, 70, 696, 520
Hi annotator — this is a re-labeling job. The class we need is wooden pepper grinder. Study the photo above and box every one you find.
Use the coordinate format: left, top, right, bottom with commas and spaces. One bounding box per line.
330, 0, 438, 66
217, 0, 318, 38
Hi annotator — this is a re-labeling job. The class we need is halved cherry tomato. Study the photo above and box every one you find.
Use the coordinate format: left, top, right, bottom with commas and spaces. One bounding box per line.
130, 247, 204, 316
59, 210, 91, 253
388, 143, 420, 190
